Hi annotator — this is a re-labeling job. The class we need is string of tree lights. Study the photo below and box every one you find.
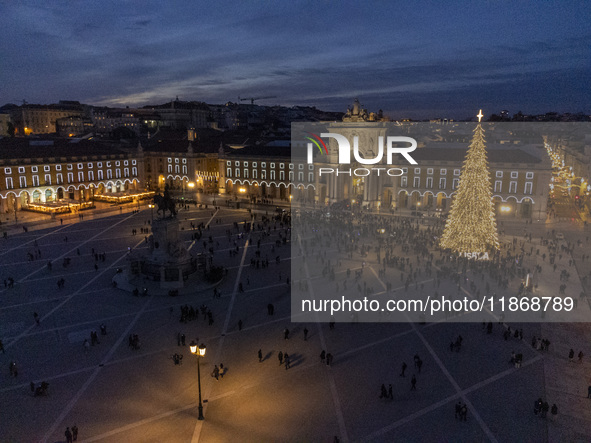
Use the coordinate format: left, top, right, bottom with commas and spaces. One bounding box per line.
439, 111, 500, 259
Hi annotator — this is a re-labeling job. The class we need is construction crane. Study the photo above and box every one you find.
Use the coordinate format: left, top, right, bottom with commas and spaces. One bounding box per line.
238, 96, 277, 105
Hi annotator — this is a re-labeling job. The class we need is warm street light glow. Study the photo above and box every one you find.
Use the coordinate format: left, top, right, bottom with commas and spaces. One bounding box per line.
189, 340, 207, 420
239, 187, 246, 193
500, 205, 511, 213
188, 182, 195, 188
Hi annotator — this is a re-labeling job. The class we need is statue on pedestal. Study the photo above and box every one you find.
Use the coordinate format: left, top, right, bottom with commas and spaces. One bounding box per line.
153, 184, 176, 218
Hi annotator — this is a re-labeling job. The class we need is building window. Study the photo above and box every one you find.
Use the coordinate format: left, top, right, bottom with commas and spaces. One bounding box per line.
227, 161, 232, 166
280, 171, 285, 180
261, 170, 266, 179
19, 176, 27, 188
289, 171, 294, 181
524, 182, 533, 194
88, 163, 93, 169
280, 163, 284, 169
168, 158, 172, 163
44, 165, 50, 172
270, 163, 275, 169
494, 181, 502, 192
78, 163, 83, 169
453, 178, 459, 189
439, 178, 446, 189
496, 171, 503, 178
132, 167, 137, 176
182, 165, 187, 174
414, 168, 420, 175
235, 161, 240, 166
509, 181, 517, 193
97, 171, 103, 180
78, 172, 85, 182
4, 168, 11, 174
289, 163, 294, 170
427, 168, 433, 175
68, 172, 74, 183
6, 177, 13, 189
426, 177, 433, 188
298, 164, 304, 170
235, 168, 240, 178
32, 175, 39, 186
106, 161, 111, 167
270, 170, 275, 180
413, 177, 420, 187
175, 165, 180, 174
88, 171, 94, 181
57, 173, 63, 184
243, 161, 248, 167
308, 172, 314, 182
401, 176, 407, 187
252, 170, 257, 179
68, 164, 73, 170
132, 160, 137, 165
309, 164, 314, 171
511, 171, 518, 179
107, 170, 112, 179
227, 168, 232, 177
298, 172, 304, 181
252, 162, 257, 167
32, 166, 38, 173
124, 168, 129, 177
168, 165, 173, 173
244, 169, 249, 178
45, 174, 51, 185
18, 167, 25, 174
174, 158, 178, 164
440, 169, 447, 175
526, 172, 534, 179
182, 159, 186, 164
96, 163, 101, 168
261, 162, 266, 168
453, 169, 460, 176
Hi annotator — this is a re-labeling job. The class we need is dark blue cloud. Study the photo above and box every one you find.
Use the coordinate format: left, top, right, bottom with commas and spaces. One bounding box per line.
0, 0, 589, 118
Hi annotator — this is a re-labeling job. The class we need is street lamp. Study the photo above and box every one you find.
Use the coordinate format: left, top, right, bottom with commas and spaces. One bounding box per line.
189, 341, 207, 420
148, 204, 154, 223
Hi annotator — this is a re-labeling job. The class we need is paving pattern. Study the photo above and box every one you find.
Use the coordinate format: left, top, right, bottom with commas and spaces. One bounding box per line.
1, 205, 591, 442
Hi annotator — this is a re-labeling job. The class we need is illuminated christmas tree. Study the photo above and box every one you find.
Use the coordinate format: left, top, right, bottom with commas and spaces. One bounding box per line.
439, 111, 499, 258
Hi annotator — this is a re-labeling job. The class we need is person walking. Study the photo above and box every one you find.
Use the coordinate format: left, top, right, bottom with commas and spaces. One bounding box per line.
400, 362, 407, 377
65, 427, 73, 443
284, 353, 290, 370
410, 375, 417, 390
320, 350, 326, 363
72, 424, 78, 441
284, 328, 290, 340
212, 365, 219, 380
388, 384, 393, 399
278, 351, 284, 365
258, 349, 263, 362
303, 328, 308, 341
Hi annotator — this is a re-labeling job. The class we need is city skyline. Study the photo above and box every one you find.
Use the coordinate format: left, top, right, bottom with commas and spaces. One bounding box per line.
1, 1, 589, 119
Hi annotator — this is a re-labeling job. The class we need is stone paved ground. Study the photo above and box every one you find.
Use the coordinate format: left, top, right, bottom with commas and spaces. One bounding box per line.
1, 203, 591, 442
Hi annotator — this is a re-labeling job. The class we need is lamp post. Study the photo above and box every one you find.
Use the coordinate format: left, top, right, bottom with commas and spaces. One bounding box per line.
189, 341, 206, 420
148, 204, 154, 223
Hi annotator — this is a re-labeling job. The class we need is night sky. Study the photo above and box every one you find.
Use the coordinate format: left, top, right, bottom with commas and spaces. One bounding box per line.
1, 1, 589, 119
